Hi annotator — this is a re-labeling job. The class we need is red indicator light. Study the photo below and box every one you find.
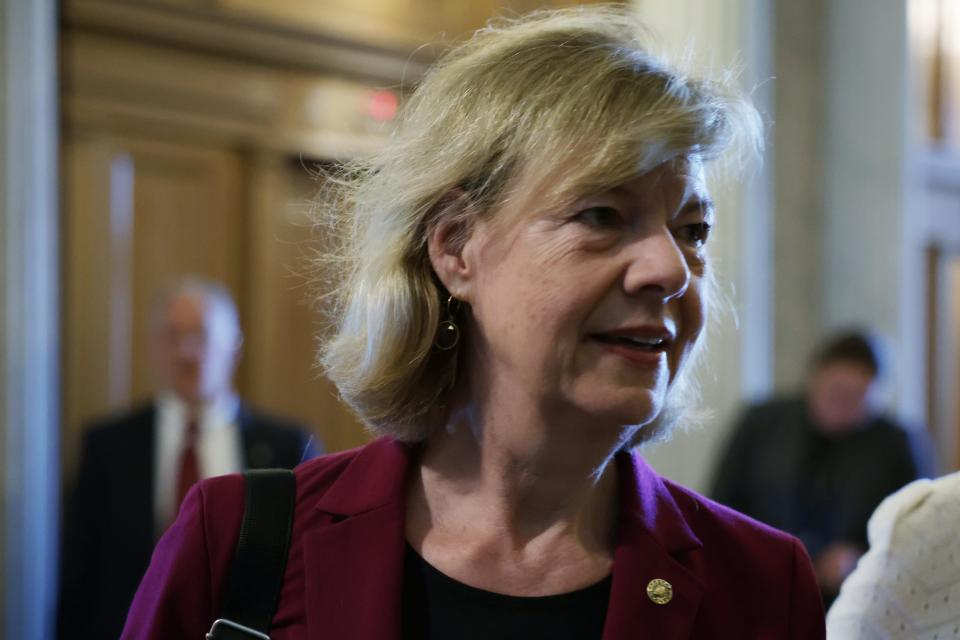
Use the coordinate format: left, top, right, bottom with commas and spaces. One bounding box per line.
368, 90, 398, 122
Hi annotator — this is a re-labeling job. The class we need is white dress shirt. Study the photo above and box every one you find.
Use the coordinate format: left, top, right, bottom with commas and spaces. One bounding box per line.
827, 470, 960, 639
154, 392, 243, 532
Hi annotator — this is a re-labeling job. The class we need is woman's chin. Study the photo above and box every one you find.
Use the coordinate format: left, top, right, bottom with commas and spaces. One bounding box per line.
590, 387, 663, 424
573, 398, 662, 436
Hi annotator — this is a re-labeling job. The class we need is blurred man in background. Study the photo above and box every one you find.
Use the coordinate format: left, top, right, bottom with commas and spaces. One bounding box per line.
711, 330, 931, 605
58, 277, 320, 640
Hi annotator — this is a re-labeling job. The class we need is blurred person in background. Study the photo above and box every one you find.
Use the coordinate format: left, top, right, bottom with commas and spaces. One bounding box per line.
711, 330, 931, 606
122, 8, 824, 639
58, 276, 320, 640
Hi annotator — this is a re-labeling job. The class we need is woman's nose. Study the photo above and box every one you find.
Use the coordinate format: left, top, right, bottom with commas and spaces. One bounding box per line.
622, 230, 691, 302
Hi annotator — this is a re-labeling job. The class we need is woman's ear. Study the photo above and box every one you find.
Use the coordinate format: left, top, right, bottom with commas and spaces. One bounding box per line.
427, 190, 477, 300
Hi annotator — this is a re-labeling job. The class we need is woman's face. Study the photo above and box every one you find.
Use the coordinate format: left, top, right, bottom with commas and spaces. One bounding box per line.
458, 158, 712, 429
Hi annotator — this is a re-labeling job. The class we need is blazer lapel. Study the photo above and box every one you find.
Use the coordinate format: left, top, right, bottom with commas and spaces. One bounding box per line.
301, 438, 413, 640
603, 451, 705, 640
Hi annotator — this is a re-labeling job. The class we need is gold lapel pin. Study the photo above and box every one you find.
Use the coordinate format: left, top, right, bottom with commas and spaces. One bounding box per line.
646, 578, 673, 605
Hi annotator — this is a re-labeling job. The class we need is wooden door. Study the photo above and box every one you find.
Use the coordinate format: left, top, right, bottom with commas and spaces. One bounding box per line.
63, 132, 244, 466
242, 154, 368, 453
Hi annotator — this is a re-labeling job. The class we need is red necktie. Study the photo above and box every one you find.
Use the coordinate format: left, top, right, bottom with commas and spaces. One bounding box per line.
175, 418, 200, 507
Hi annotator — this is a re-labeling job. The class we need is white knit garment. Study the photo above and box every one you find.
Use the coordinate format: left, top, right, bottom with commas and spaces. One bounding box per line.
827, 471, 960, 639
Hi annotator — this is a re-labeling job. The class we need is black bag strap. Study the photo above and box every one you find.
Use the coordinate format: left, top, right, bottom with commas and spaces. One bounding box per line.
206, 469, 296, 640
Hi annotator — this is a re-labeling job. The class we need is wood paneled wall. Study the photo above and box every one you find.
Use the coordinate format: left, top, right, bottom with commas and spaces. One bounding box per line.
61, 0, 616, 470
221, 0, 617, 48
61, 127, 374, 464
61, 2, 403, 468
64, 136, 246, 426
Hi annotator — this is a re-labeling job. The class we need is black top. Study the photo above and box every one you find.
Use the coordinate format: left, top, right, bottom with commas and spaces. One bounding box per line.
402, 544, 611, 640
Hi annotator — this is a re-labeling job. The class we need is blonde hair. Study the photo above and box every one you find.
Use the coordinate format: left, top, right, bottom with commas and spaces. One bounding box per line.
318, 6, 761, 444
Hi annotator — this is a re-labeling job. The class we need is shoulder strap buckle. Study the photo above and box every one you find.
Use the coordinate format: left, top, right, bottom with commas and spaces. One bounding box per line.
206, 617, 271, 639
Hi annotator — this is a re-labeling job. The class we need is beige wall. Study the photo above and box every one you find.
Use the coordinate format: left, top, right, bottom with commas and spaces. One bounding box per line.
771, 0, 828, 392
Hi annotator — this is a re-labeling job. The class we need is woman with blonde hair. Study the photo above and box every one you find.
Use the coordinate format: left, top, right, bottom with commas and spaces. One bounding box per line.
123, 6, 825, 638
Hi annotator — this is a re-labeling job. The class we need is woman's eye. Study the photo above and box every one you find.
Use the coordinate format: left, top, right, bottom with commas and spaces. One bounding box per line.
573, 206, 623, 229
677, 222, 712, 248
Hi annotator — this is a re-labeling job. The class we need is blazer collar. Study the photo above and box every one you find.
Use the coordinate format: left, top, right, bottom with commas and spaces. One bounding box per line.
301, 439, 705, 640
601, 451, 705, 639
302, 438, 414, 640
619, 450, 702, 553
313, 437, 415, 516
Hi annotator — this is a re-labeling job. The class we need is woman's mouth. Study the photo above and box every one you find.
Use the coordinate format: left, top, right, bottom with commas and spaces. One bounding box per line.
588, 329, 672, 366
590, 333, 668, 351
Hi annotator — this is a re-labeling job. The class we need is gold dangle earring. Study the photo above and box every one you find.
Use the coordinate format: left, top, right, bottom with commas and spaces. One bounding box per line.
435, 296, 461, 351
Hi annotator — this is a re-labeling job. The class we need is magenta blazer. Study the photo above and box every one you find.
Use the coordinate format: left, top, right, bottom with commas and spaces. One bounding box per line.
122, 437, 825, 639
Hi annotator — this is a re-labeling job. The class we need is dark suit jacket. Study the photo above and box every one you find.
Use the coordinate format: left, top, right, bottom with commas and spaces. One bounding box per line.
710, 397, 927, 558
122, 437, 825, 639
58, 401, 318, 640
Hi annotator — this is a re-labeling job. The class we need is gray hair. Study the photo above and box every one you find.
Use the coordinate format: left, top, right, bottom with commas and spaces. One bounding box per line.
150, 276, 242, 347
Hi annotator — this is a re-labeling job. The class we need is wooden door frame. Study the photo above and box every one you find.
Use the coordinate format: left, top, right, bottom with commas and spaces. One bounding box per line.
920, 152, 960, 473
926, 242, 960, 471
